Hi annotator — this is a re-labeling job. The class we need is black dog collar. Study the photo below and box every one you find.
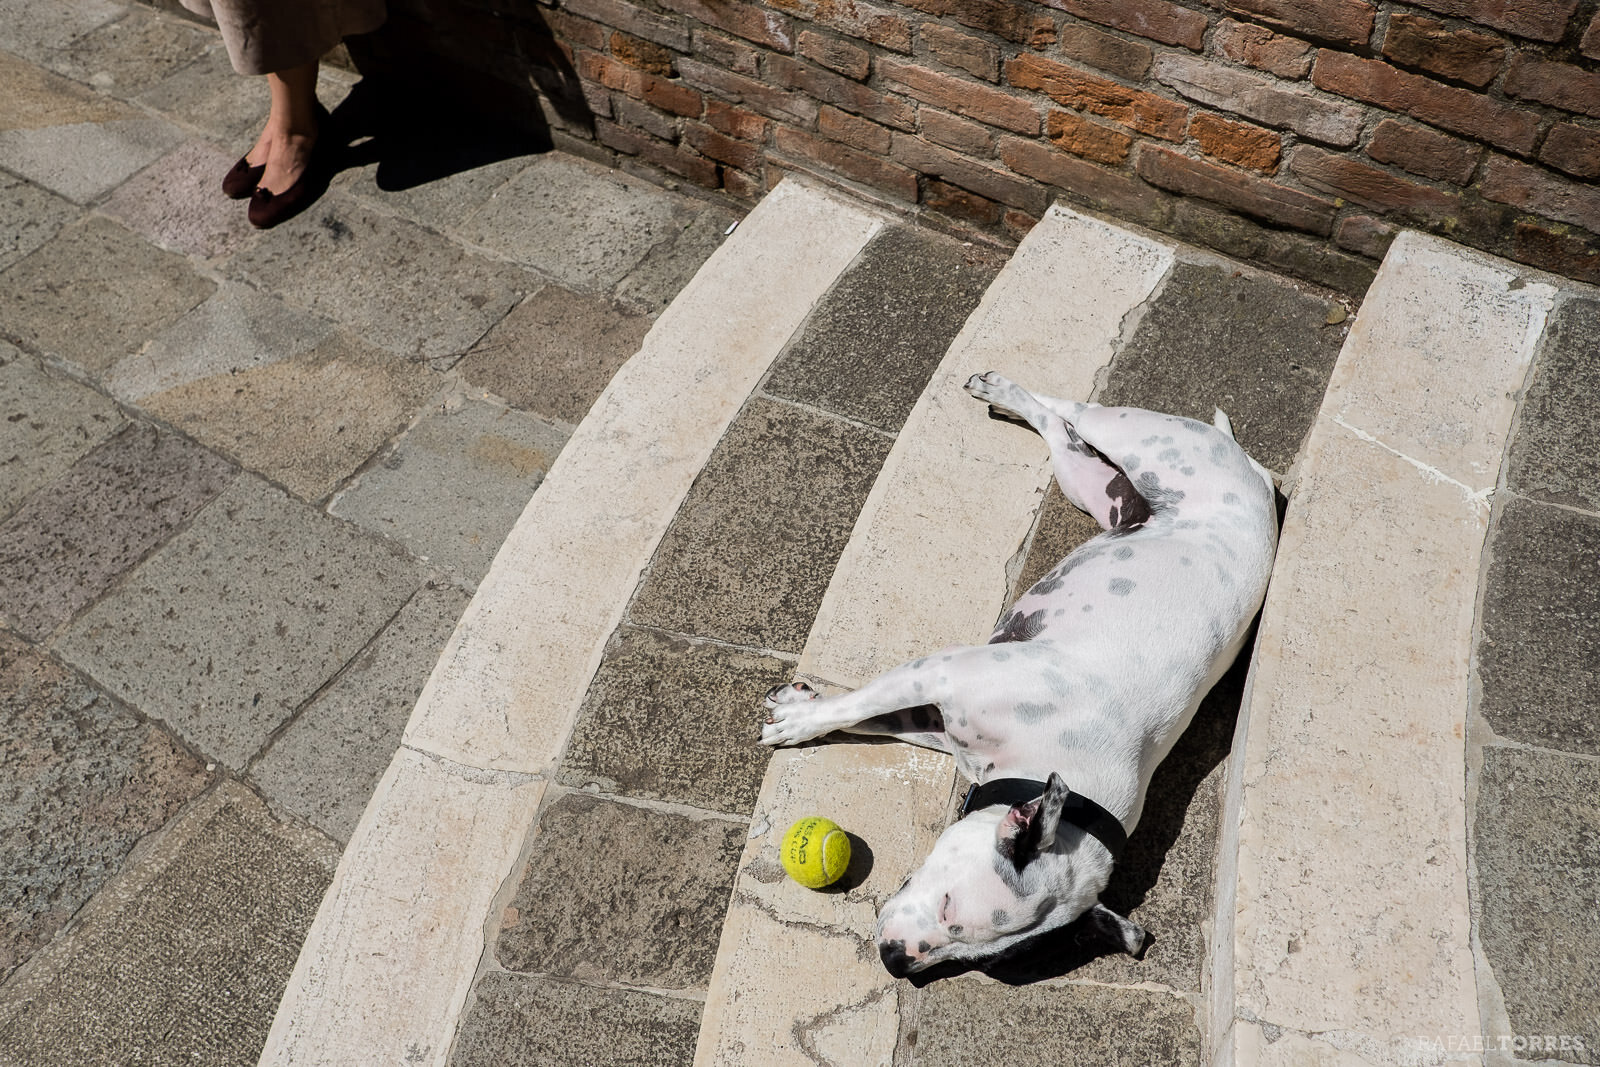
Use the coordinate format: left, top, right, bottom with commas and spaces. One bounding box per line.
960, 777, 1129, 860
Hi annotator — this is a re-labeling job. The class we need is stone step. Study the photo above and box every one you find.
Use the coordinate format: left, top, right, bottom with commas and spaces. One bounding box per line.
1211, 233, 1560, 1067
256, 179, 885, 1067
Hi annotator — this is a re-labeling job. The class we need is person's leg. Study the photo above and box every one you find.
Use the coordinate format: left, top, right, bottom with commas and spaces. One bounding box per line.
246, 60, 320, 194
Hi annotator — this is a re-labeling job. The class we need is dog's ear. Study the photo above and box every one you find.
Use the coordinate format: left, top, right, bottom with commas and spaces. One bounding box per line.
997, 773, 1073, 866
1084, 902, 1147, 956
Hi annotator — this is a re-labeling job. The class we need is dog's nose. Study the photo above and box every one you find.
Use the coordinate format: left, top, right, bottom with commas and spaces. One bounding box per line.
879, 940, 912, 978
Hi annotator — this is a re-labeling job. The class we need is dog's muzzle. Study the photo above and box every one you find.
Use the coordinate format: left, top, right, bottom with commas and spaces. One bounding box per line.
879, 940, 913, 978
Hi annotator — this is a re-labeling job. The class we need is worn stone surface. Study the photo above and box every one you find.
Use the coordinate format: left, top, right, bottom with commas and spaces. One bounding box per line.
141, 328, 441, 502
0, 116, 185, 204
630, 396, 893, 653
456, 285, 652, 425
56, 476, 423, 768
1506, 295, 1600, 514
0, 634, 212, 983
613, 204, 740, 315
0, 356, 124, 519
0, 215, 215, 373
249, 581, 470, 844
259, 751, 545, 1067
1104, 259, 1347, 474
104, 282, 334, 401
0, 175, 78, 272
913, 978, 1201, 1065
453, 153, 700, 292
764, 226, 1001, 433
0, 424, 235, 640
0, 0, 124, 61
0, 783, 337, 1067
335, 152, 532, 235
134, 41, 270, 140
100, 138, 259, 260
1474, 746, 1600, 1061
229, 194, 530, 361
498, 792, 745, 990
1478, 496, 1600, 757
450, 972, 702, 1067
45, 5, 211, 96
558, 625, 792, 814
330, 397, 567, 583
0, 48, 132, 130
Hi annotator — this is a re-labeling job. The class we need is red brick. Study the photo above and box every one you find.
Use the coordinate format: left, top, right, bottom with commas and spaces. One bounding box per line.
1504, 55, 1600, 119
891, 132, 1050, 210
924, 178, 1004, 224
1405, 0, 1577, 43
1334, 214, 1399, 258
693, 30, 761, 75
613, 94, 682, 142
766, 54, 916, 128
598, 119, 721, 185
1289, 145, 1460, 216
1313, 52, 1539, 153
1215, 0, 1375, 48
1057, 21, 1152, 79
1189, 112, 1281, 172
578, 51, 704, 116
881, 56, 1042, 134
1154, 54, 1362, 145
704, 98, 769, 140
1000, 136, 1162, 217
1006, 53, 1185, 140
546, 10, 608, 51
1513, 219, 1600, 285
798, 29, 871, 79
1004, 209, 1039, 240
1381, 13, 1505, 87
1365, 118, 1481, 184
684, 119, 765, 170
677, 58, 819, 125
820, 104, 894, 152
1541, 124, 1600, 180
723, 166, 764, 198
1047, 108, 1133, 164
766, 0, 914, 51
1481, 155, 1600, 234
1585, 12, 1600, 59
774, 124, 920, 199
563, 0, 692, 51
920, 108, 997, 155
1051, 0, 1206, 50
1214, 19, 1312, 79
1136, 144, 1338, 234
895, 0, 1052, 44
657, 0, 794, 51
922, 23, 1000, 82
610, 31, 675, 76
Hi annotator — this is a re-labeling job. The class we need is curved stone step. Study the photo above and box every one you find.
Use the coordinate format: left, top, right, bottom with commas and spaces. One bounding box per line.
256, 179, 885, 1067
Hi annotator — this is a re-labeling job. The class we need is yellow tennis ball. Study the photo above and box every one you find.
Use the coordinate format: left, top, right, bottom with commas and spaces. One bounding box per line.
781, 816, 852, 889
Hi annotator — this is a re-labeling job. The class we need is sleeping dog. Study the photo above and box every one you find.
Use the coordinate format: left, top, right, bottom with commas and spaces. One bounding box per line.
760, 372, 1278, 976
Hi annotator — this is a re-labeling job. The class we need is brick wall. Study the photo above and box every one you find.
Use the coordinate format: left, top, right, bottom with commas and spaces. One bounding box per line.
378, 0, 1599, 290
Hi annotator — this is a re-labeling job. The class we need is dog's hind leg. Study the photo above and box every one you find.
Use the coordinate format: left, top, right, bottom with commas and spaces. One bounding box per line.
965, 372, 1149, 532
760, 647, 981, 747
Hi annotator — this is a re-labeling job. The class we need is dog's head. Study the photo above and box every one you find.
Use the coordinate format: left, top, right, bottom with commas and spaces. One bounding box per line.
874, 773, 1144, 976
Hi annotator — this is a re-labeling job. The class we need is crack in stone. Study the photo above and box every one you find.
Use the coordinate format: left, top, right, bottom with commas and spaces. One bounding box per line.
791, 981, 895, 1067
1329, 415, 1495, 511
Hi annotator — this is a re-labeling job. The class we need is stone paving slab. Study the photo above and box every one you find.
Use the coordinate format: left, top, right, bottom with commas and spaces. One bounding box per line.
450, 972, 702, 1067
763, 226, 1003, 433
43, 5, 212, 96
330, 396, 568, 582
0, 117, 186, 205
0, 214, 215, 374
1506, 295, 1600, 514
142, 326, 443, 503
0, 781, 338, 1067
0, 0, 125, 62
0, 175, 78, 272
0, 423, 235, 641
629, 396, 893, 654
100, 137, 260, 260
0, 354, 125, 518
457, 285, 654, 426
452, 153, 701, 292
228, 193, 532, 362
133, 40, 270, 141
557, 625, 796, 814
248, 581, 472, 844
497, 791, 746, 990
0, 633, 212, 983
56, 476, 424, 768
613, 205, 742, 316
0, 48, 132, 130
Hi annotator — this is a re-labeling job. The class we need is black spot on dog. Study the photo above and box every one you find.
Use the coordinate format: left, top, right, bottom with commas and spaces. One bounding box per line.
990, 608, 1047, 644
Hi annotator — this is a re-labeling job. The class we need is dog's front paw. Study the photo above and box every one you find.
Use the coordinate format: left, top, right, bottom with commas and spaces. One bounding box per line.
964, 371, 1025, 414
760, 682, 823, 747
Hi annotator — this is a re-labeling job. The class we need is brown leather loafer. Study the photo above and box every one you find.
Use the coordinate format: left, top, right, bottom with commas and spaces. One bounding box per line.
222, 156, 264, 199
246, 169, 316, 229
